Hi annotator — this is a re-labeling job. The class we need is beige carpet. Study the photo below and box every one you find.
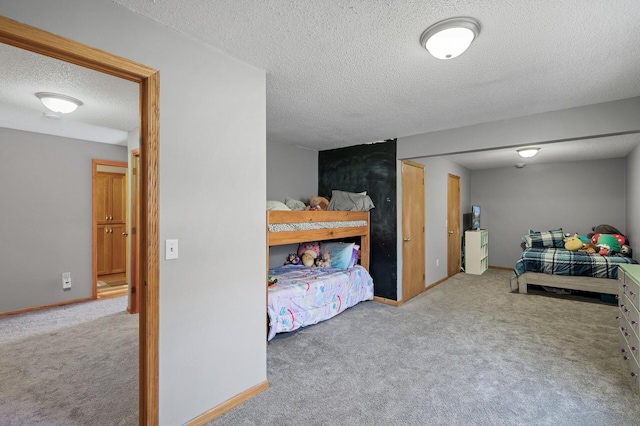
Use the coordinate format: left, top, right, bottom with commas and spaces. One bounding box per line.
211, 269, 640, 425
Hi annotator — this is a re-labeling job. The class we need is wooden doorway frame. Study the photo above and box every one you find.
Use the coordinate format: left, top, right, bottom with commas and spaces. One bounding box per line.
0, 16, 160, 425
129, 148, 141, 314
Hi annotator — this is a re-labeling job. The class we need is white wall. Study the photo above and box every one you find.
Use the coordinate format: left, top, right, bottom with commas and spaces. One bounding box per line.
397, 97, 640, 159
626, 145, 640, 260
266, 141, 318, 268
409, 156, 471, 286
267, 140, 318, 202
0, 128, 127, 312
470, 158, 626, 268
1, 2, 267, 425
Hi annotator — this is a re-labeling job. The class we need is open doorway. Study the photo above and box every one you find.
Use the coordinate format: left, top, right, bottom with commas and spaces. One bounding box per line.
0, 16, 160, 423
93, 160, 129, 300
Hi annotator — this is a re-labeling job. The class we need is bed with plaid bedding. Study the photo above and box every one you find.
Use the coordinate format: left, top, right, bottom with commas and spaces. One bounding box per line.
514, 247, 637, 279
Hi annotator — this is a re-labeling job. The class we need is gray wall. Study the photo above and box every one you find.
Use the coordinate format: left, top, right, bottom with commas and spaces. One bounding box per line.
626, 144, 640, 260
2, 2, 267, 425
0, 128, 127, 312
266, 141, 318, 268
397, 97, 640, 159
397, 99, 640, 283
267, 140, 318, 202
410, 156, 471, 287
470, 158, 626, 268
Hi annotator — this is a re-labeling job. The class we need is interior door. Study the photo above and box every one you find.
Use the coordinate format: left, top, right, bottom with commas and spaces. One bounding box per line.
447, 174, 461, 277
402, 160, 426, 302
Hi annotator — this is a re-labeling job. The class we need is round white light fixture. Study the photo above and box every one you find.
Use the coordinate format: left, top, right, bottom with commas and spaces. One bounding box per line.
517, 147, 540, 158
420, 17, 481, 60
36, 92, 83, 114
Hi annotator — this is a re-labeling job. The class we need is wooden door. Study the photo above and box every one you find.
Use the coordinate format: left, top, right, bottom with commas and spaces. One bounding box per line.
402, 160, 426, 302
110, 173, 127, 223
96, 174, 110, 224
447, 174, 461, 277
109, 223, 128, 274
96, 224, 108, 276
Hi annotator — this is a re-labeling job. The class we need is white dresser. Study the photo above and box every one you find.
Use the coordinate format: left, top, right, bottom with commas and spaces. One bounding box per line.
465, 229, 488, 275
617, 264, 640, 392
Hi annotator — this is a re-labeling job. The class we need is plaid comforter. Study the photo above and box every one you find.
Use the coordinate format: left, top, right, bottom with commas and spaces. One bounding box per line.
514, 248, 638, 279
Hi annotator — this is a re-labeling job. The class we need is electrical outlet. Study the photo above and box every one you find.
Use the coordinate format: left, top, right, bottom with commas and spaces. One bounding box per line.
62, 272, 71, 290
436, 259, 440, 267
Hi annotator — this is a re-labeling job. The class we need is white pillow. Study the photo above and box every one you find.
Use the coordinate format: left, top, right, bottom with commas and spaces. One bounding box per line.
284, 197, 306, 211
267, 200, 291, 211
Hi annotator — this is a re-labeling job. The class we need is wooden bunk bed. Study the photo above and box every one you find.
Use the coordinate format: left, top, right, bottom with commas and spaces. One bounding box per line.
266, 210, 370, 268
265, 210, 373, 340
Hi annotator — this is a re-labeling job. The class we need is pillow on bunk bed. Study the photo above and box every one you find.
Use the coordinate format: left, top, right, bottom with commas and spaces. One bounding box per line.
321, 242, 356, 269
528, 228, 564, 248
348, 244, 360, 268
284, 197, 306, 211
267, 200, 291, 211
327, 190, 375, 212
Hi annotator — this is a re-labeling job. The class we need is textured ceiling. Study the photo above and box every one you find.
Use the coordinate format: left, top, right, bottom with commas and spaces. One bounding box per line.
0, 43, 139, 145
2, 0, 640, 164
113, 0, 640, 151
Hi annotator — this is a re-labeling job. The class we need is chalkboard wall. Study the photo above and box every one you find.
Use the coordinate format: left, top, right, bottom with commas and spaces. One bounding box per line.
318, 140, 398, 300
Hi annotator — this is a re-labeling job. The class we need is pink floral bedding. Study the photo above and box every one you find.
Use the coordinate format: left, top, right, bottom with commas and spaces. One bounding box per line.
267, 264, 374, 341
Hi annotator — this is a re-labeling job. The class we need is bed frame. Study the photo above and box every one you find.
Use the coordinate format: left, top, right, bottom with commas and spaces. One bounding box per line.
511, 272, 618, 295
266, 210, 370, 270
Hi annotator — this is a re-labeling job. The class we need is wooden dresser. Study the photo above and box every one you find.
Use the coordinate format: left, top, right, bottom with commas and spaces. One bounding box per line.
617, 264, 640, 392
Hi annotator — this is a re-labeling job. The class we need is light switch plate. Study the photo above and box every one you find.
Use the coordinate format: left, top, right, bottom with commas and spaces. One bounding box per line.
166, 239, 179, 260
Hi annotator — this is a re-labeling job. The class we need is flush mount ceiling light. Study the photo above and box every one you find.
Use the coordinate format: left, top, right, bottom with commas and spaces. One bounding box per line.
36, 92, 83, 114
517, 147, 540, 158
420, 17, 481, 60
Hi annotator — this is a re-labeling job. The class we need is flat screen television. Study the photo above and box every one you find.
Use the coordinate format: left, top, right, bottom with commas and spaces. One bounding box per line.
471, 205, 481, 230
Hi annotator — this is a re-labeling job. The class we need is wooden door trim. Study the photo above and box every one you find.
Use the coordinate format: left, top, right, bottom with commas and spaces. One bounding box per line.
93, 159, 128, 299
0, 16, 160, 425
129, 148, 141, 314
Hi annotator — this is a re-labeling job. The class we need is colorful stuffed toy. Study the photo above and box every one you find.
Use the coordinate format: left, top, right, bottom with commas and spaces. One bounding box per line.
305, 196, 329, 211
284, 253, 301, 265
297, 241, 320, 259
563, 234, 583, 251
301, 252, 315, 266
596, 234, 622, 256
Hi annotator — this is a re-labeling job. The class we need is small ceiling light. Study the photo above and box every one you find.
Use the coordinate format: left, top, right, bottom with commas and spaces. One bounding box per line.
517, 147, 540, 158
36, 92, 83, 114
420, 17, 481, 60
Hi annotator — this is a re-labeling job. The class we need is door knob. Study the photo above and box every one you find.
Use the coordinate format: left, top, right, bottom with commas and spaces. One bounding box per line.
122, 233, 129, 236
448, 231, 454, 234
403, 238, 411, 242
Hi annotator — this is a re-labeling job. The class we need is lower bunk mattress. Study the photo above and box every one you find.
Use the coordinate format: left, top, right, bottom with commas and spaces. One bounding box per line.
514, 247, 637, 279
267, 264, 374, 341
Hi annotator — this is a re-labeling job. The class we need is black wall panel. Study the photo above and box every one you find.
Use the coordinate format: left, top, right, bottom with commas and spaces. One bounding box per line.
318, 140, 397, 300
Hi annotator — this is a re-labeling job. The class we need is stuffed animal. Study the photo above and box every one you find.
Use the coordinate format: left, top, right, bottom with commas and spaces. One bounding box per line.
621, 244, 633, 257
267, 275, 278, 286
301, 252, 315, 266
578, 242, 596, 254
590, 233, 626, 247
587, 224, 626, 243
563, 234, 583, 251
596, 234, 622, 256
305, 196, 330, 211
313, 257, 324, 267
284, 253, 301, 265
297, 241, 320, 259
